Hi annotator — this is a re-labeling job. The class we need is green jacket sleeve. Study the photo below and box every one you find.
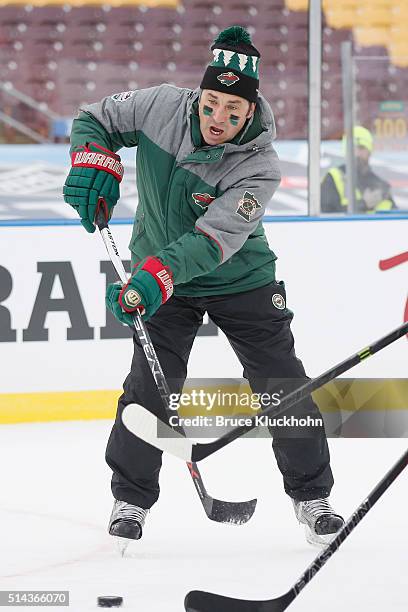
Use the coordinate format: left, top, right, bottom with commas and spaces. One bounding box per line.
70, 111, 119, 153
156, 230, 221, 285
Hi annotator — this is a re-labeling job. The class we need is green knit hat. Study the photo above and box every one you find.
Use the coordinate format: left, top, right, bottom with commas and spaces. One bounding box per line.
200, 26, 260, 103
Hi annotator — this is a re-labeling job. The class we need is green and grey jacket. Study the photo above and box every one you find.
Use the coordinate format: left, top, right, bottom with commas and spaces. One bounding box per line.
71, 84, 281, 296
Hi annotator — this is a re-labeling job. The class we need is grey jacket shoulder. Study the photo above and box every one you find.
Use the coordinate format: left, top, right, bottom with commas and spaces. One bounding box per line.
79, 84, 194, 147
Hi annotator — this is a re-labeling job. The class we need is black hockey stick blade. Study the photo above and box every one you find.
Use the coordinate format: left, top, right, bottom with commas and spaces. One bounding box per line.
96, 208, 257, 525
185, 448, 408, 612
185, 590, 294, 612
123, 321, 408, 462
202, 495, 257, 526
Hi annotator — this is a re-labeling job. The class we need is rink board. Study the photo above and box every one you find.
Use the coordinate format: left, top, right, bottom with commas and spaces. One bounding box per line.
1, 217, 407, 421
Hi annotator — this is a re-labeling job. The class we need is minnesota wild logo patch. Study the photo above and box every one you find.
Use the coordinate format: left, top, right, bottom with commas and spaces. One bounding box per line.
272, 293, 285, 310
217, 72, 240, 87
111, 91, 134, 102
192, 193, 215, 209
236, 191, 262, 222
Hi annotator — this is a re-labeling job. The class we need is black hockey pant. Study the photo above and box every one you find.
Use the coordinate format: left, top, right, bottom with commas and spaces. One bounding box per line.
105, 281, 334, 508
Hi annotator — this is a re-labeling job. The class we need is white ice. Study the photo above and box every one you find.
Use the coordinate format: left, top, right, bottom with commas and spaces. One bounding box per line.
0, 421, 406, 611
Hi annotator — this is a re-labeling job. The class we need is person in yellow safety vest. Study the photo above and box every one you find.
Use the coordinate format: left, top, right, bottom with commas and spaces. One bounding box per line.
321, 125, 396, 213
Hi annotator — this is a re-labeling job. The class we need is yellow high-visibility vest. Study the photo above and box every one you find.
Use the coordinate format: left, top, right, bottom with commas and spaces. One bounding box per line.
328, 167, 392, 212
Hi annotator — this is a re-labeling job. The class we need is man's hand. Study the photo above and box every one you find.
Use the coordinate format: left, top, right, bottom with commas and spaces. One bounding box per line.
63, 142, 124, 233
363, 187, 383, 210
106, 257, 174, 325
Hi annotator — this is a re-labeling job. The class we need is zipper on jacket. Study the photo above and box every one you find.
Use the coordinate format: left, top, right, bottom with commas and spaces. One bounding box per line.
163, 162, 180, 243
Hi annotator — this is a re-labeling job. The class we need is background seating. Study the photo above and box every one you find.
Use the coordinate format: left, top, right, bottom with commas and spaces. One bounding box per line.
0, 0, 407, 141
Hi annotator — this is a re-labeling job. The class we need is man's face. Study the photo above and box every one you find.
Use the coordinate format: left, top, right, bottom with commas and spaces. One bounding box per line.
198, 89, 255, 146
355, 145, 371, 172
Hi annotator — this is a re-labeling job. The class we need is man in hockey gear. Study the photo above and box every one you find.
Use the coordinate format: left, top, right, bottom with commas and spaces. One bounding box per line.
64, 26, 343, 547
293, 498, 345, 547
105, 257, 173, 323
63, 142, 123, 232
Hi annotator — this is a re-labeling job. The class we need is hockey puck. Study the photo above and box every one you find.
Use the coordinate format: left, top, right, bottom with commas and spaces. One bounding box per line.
97, 596, 123, 608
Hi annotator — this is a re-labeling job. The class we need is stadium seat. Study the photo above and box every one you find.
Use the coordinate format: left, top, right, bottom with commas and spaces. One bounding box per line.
323, 0, 358, 6
388, 41, 408, 67
356, 6, 392, 27
183, 8, 260, 28
325, 8, 357, 29
354, 57, 390, 80
354, 27, 390, 47
391, 9, 408, 25
285, 0, 307, 10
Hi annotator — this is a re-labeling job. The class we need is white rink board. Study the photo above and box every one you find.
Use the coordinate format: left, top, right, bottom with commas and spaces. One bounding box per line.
1, 218, 407, 393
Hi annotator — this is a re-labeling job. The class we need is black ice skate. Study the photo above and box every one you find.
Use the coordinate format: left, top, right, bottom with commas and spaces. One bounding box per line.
108, 500, 148, 555
292, 497, 344, 547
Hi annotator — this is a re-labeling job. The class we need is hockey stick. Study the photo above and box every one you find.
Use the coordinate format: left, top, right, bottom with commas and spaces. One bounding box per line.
122, 321, 408, 462
96, 207, 257, 525
184, 446, 408, 611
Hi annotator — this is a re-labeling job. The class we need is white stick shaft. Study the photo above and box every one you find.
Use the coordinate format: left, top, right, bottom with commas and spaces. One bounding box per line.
99, 226, 129, 284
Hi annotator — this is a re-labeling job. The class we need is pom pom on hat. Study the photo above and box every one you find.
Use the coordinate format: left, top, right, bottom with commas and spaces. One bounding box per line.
214, 26, 253, 46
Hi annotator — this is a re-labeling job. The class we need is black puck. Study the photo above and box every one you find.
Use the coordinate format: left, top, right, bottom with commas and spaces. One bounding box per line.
97, 596, 123, 608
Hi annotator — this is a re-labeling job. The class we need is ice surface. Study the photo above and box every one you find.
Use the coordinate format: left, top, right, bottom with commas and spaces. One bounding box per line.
0, 421, 406, 611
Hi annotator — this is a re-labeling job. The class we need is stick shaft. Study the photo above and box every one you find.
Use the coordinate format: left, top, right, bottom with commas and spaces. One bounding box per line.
97, 219, 211, 500
184, 448, 408, 612
193, 321, 408, 460
291, 447, 408, 599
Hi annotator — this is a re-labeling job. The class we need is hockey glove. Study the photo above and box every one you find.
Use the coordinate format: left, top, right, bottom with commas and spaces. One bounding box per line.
63, 142, 124, 233
106, 257, 174, 325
